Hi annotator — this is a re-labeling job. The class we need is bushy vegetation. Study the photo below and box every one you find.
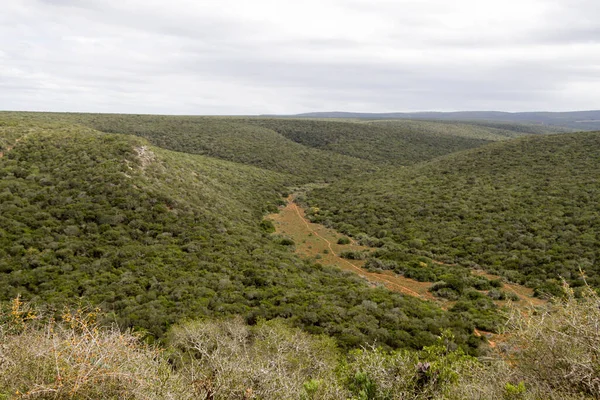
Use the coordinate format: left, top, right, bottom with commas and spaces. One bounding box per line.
0, 299, 192, 399
3, 288, 599, 399
245, 118, 498, 166
307, 132, 600, 295
367, 119, 531, 141
0, 119, 479, 352
3, 112, 561, 180
2, 111, 599, 398
67, 114, 377, 181
363, 255, 508, 332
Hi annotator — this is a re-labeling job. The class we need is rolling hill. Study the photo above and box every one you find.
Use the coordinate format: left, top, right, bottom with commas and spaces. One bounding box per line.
0, 116, 480, 351
306, 131, 600, 296
289, 110, 600, 131
2, 111, 600, 399
3, 113, 563, 178
243, 118, 498, 166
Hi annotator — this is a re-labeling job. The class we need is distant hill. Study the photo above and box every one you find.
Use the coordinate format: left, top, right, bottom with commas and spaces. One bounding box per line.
65, 114, 377, 182
242, 118, 501, 166
285, 110, 600, 131
2, 113, 552, 180
307, 131, 600, 295
17, 112, 567, 171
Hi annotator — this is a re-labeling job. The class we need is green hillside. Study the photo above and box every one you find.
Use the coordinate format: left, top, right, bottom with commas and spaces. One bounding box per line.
0, 118, 480, 351
366, 119, 560, 140
307, 132, 600, 295
74, 114, 531, 170
68, 114, 377, 181
4, 113, 556, 178
244, 118, 499, 165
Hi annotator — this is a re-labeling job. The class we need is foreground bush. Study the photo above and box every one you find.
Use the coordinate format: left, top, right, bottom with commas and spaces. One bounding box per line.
168, 317, 345, 399
0, 298, 195, 399
2, 287, 600, 399
506, 283, 600, 398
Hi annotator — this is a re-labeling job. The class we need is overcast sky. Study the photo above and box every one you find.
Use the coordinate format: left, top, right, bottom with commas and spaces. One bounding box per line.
1, 0, 599, 114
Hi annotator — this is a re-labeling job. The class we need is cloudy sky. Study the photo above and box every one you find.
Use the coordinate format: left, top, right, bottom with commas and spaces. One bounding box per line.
1, 0, 599, 114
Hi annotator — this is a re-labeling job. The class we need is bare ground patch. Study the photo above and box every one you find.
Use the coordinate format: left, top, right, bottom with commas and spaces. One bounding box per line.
266, 195, 546, 349
134, 145, 156, 169
267, 195, 437, 301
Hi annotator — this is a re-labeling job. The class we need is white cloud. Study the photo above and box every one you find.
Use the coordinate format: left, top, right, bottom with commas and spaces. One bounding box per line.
0, 0, 599, 114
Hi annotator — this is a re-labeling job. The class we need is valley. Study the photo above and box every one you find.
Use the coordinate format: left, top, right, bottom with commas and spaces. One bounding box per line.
267, 194, 435, 300
268, 194, 544, 312
0, 111, 598, 399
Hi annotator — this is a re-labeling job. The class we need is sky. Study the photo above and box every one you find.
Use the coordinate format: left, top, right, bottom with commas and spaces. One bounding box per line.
1, 0, 599, 115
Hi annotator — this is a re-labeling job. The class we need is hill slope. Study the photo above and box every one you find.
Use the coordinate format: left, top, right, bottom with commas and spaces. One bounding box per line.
0, 118, 479, 351
306, 132, 600, 294
243, 118, 498, 166
66, 114, 378, 181
3, 113, 547, 175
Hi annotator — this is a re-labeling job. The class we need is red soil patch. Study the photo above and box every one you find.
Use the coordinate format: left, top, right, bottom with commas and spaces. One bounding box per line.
268, 196, 437, 301
267, 195, 547, 349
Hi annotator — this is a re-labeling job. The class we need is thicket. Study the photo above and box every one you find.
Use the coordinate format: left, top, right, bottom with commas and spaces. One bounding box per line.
0, 121, 478, 352
366, 119, 528, 141
244, 118, 497, 166
3, 112, 560, 180
66, 114, 377, 181
307, 132, 600, 295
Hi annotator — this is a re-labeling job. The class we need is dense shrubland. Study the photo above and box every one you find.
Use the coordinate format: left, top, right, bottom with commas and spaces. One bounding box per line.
243, 118, 497, 166
66, 114, 377, 181
0, 120, 478, 352
368, 119, 573, 139
1, 112, 599, 398
3, 112, 560, 180
2, 287, 599, 399
307, 132, 600, 295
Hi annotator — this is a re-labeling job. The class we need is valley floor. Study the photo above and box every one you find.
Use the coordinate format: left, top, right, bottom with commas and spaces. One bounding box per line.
268, 194, 546, 347
267, 195, 435, 300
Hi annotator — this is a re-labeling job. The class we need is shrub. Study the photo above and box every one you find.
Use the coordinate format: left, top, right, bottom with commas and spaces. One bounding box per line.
506, 283, 600, 397
340, 250, 367, 260
337, 237, 351, 245
167, 317, 345, 399
0, 300, 193, 399
279, 237, 295, 246
487, 289, 506, 300
260, 219, 276, 233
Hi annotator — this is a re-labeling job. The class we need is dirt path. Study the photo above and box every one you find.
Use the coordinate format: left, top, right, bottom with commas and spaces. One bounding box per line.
472, 270, 545, 307
267, 194, 547, 351
291, 202, 336, 254
290, 201, 427, 297
269, 195, 544, 306
269, 196, 436, 300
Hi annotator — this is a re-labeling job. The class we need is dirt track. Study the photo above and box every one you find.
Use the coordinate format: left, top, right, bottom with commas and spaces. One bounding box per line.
269, 196, 436, 300
267, 195, 544, 308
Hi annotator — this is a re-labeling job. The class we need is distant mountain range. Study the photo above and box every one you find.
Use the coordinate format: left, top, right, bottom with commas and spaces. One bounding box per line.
264, 110, 600, 131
